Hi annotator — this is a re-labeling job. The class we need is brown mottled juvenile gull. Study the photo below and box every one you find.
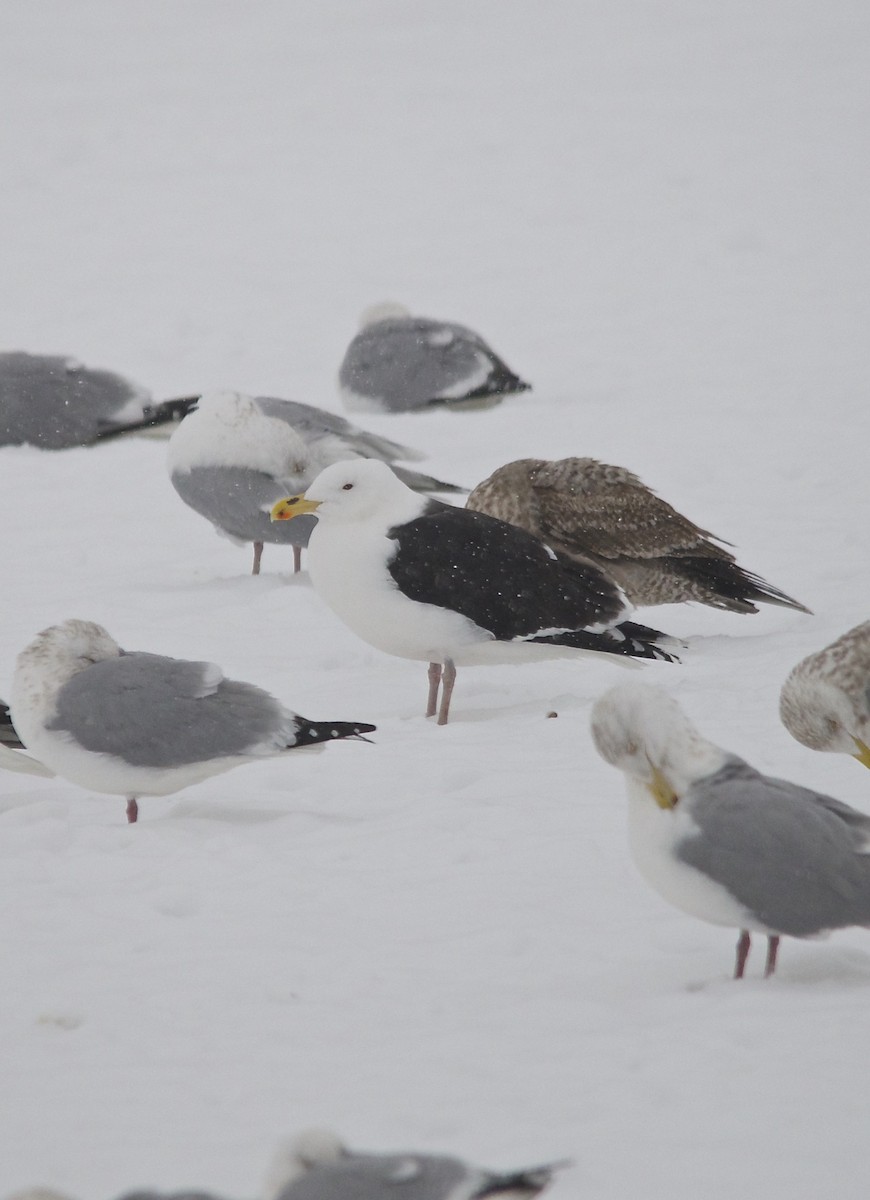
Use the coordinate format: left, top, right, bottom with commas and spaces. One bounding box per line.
8, 620, 375, 823
168, 390, 463, 575
467, 457, 810, 615
780, 621, 870, 768
271, 459, 678, 726
591, 681, 870, 978
338, 303, 531, 414
263, 1128, 568, 1200
0, 351, 196, 448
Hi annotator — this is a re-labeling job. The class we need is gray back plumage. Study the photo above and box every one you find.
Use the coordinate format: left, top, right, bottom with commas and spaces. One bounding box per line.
171, 464, 317, 548
255, 396, 422, 461
47, 652, 295, 768
678, 756, 870, 936
276, 1154, 470, 1200
0, 351, 150, 448
339, 317, 528, 412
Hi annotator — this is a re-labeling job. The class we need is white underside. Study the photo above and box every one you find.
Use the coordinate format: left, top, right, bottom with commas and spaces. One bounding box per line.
626, 780, 766, 933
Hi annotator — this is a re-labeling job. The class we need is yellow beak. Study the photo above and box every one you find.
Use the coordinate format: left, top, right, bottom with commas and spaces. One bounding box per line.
851, 736, 870, 770
646, 761, 678, 810
270, 494, 322, 521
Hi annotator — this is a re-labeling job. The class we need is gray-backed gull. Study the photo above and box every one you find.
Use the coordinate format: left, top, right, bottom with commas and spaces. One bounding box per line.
0, 351, 196, 448
271, 459, 677, 725
8, 620, 375, 822
264, 1128, 567, 1200
780, 621, 870, 768
338, 303, 531, 414
168, 390, 462, 574
467, 457, 810, 614
591, 681, 870, 978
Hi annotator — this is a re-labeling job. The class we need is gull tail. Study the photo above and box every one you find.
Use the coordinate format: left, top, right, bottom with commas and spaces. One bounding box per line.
291, 719, 377, 748
391, 464, 467, 494
93, 395, 201, 442
474, 1159, 573, 1198
667, 555, 811, 615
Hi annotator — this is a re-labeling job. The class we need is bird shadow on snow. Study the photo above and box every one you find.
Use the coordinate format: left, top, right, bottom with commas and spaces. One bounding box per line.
143, 570, 313, 597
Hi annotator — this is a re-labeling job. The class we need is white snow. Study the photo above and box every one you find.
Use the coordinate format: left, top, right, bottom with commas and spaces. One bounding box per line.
1, 2, 869, 1198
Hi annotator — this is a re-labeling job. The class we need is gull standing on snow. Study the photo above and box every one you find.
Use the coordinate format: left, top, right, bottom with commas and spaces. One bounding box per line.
271, 459, 677, 725
8, 620, 376, 823
263, 1128, 568, 1200
167, 390, 463, 575
338, 303, 531, 414
780, 621, 870, 768
467, 457, 810, 614
590, 681, 870, 978
0, 351, 196, 449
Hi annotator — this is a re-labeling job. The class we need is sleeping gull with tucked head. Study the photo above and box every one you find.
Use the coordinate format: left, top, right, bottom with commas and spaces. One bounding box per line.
338, 303, 531, 414
0, 351, 196, 449
467, 457, 810, 614
168, 390, 462, 575
779, 621, 870, 769
263, 1128, 568, 1200
8, 620, 375, 823
590, 681, 870, 978
271, 459, 677, 725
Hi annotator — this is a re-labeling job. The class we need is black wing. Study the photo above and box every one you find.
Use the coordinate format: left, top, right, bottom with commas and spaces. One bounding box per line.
386, 505, 628, 640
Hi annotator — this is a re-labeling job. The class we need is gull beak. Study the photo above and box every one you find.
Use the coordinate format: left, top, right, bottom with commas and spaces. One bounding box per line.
270, 494, 322, 521
851, 736, 870, 770
646, 759, 678, 810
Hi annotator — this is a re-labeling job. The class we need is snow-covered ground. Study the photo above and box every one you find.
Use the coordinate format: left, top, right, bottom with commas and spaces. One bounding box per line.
2, 2, 869, 1196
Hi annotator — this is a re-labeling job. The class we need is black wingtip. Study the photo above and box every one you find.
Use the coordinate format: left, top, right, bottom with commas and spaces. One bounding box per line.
293, 719, 377, 748
92, 395, 201, 442
0, 701, 25, 749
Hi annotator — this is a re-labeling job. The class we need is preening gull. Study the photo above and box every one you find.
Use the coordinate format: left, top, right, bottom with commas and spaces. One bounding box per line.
271, 459, 678, 725
264, 1128, 568, 1200
338, 303, 531, 414
780, 620, 870, 768
590, 681, 870, 978
167, 390, 463, 575
8, 620, 376, 822
0, 351, 197, 449
467, 458, 810, 614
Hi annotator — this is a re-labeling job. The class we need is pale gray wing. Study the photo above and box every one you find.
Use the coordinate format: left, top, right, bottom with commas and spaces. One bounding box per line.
678, 756, 870, 935
46, 651, 293, 768
171, 464, 317, 548
339, 317, 527, 412
255, 396, 423, 461
115, 1192, 226, 1200
276, 1155, 469, 1200
0, 351, 151, 449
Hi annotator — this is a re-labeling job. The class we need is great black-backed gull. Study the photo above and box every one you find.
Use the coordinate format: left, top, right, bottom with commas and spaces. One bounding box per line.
168, 390, 463, 575
264, 1128, 568, 1200
8, 620, 375, 822
467, 457, 810, 614
590, 681, 870, 978
780, 621, 870, 768
0, 351, 197, 449
271, 459, 678, 725
338, 303, 531, 414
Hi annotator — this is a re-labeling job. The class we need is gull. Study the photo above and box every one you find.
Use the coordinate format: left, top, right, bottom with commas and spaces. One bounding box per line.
8, 620, 375, 822
338, 303, 531, 414
264, 1128, 568, 1200
466, 457, 810, 614
167, 390, 463, 575
590, 681, 870, 978
0, 351, 197, 449
271, 459, 677, 725
780, 620, 870, 768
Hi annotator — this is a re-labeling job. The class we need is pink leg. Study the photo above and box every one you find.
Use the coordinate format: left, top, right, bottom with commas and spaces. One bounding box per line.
126, 797, 139, 824
734, 929, 751, 979
437, 659, 456, 726
252, 541, 264, 575
293, 545, 303, 574
426, 662, 442, 717
764, 935, 780, 978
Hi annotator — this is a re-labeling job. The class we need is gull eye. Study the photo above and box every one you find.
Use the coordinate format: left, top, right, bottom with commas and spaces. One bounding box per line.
342, 482, 354, 491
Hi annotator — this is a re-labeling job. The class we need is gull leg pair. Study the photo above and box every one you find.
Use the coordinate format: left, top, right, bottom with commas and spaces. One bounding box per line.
251, 543, 302, 575
426, 659, 457, 725
734, 930, 781, 979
